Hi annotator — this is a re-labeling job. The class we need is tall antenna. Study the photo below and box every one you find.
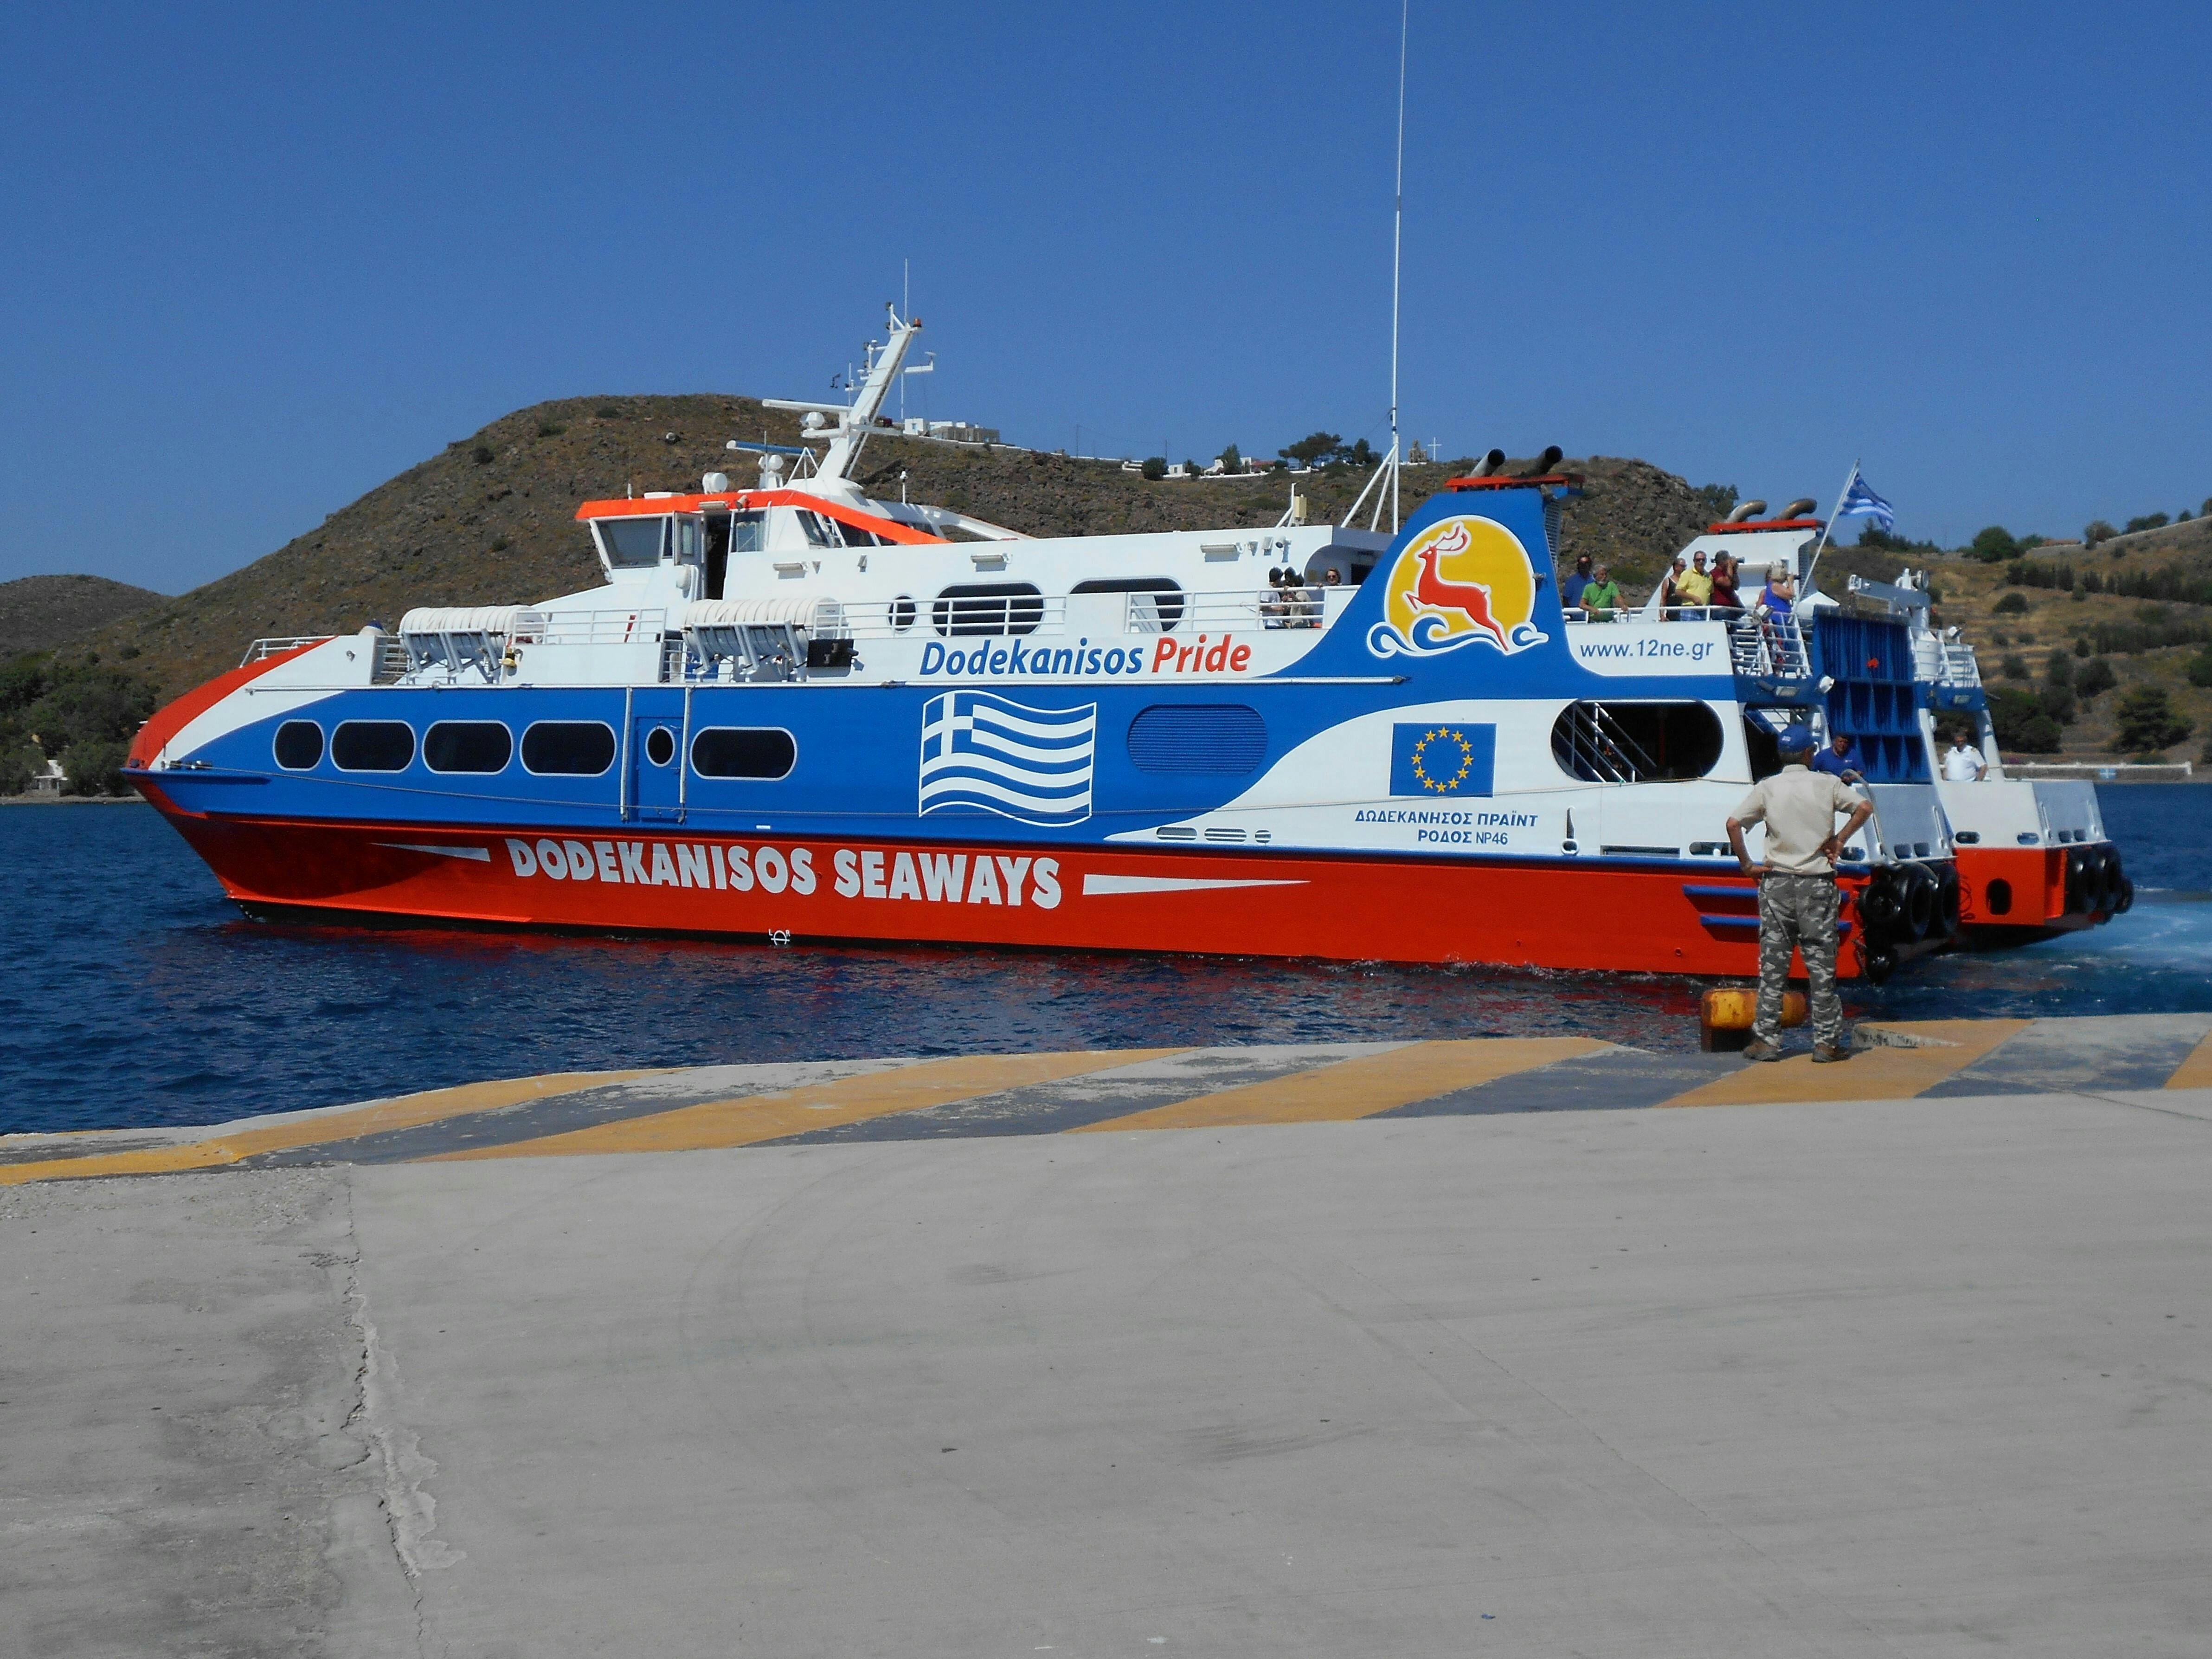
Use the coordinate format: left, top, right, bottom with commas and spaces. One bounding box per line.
1389, 0, 1408, 531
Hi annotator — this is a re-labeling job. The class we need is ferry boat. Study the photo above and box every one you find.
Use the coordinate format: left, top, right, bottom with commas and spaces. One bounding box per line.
129, 312, 1975, 979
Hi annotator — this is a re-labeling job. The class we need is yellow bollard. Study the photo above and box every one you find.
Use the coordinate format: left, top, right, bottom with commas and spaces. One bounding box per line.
1700, 986, 1807, 1051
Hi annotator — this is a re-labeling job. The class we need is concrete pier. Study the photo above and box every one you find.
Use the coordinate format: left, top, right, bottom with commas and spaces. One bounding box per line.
4, 1014, 2209, 1655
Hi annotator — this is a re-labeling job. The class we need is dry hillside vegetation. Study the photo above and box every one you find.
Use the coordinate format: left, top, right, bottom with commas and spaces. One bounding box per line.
80, 392, 1721, 695
0, 574, 165, 656
1880, 514, 2212, 759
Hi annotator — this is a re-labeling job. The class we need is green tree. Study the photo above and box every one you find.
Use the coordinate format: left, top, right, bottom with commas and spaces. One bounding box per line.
2186, 649, 2212, 689
2045, 649, 2073, 687
1987, 686, 2062, 753
1969, 525, 2018, 563
1999, 652, 2030, 678
1279, 432, 1341, 467
1140, 456, 1167, 481
2084, 519, 2117, 546
2075, 657, 2118, 698
1993, 592, 2028, 615
0, 741, 43, 796
59, 738, 129, 797
1694, 483, 1738, 518
2123, 512, 2170, 534
1217, 443, 1241, 474
22, 670, 156, 758
2039, 684, 2077, 724
2110, 686, 2193, 754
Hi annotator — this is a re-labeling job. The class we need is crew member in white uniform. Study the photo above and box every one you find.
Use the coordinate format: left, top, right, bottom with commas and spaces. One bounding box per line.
1942, 731, 1988, 782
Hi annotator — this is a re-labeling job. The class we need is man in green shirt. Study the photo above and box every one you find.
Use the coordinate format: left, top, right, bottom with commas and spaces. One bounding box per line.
1581, 562, 1623, 620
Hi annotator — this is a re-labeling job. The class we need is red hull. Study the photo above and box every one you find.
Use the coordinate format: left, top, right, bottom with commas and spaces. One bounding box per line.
141, 799, 1874, 979
1955, 846, 2102, 935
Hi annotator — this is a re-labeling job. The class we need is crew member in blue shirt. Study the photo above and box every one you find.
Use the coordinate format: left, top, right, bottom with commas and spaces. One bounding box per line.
1809, 730, 1862, 784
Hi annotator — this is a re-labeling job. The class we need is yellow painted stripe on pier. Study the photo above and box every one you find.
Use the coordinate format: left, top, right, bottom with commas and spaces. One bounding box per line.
1655, 1020, 2030, 1108
2164, 1028, 2212, 1091
0, 1070, 673, 1187
1070, 1038, 1608, 1134
427, 1048, 1190, 1159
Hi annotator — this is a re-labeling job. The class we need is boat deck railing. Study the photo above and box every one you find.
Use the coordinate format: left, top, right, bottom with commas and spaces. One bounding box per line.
240, 635, 334, 666
535, 607, 670, 647
1913, 634, 1981, 687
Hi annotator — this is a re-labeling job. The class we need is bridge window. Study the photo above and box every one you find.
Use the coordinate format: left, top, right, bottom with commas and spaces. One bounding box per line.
273, 720, 323, 770
1127, 705, 1267, 773
1551, 701, 1722, 783
596, 517, 667, 569
1074, 577, 1184, 632
690, 728, 797, 780
521, 721, 617, 776
424, 721, 513, 774
932, 582, 1044, 637
330, 720, 416, 773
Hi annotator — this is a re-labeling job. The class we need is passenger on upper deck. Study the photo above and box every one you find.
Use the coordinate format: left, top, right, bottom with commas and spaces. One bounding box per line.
1561, 554, 1595, 616
1658, 555, 1688, 620
1676, 550, 1713, 612
1757, 562, 1796, 616
1581, 563, 1623, 622
1709, 553, 1744, 613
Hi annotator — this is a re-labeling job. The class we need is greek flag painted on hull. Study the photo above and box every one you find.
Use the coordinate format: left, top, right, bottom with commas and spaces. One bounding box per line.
920, 691, 1096, 826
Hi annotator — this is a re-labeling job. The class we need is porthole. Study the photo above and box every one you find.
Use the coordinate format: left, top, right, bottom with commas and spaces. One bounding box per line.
521, 721, 617, 776
644, 726, 676, 767
891, 595, 917, 632
330, 720, 416, 773
273, 720, 323, 770
423, 721, 513, 774
690, 728, 797, 780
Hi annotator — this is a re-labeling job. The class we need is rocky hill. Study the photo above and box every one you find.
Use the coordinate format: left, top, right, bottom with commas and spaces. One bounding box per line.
73, 394, 1723, 695
0, 574, 165, 657
1905, 514, 2212, 762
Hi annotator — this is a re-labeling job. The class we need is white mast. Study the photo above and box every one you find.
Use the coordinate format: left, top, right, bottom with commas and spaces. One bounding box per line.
764, 303, 920, 483
1389, 0, 1407, 533
1341, 1, 1410, 536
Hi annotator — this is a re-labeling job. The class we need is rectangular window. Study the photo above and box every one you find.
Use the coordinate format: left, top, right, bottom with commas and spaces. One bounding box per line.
597, 518, 667, 569
673, 517, 704, 565
729, 511, 766, 554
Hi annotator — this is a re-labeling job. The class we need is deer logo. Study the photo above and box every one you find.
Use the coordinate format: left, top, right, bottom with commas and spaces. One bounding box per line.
1368, 515, 1549, 661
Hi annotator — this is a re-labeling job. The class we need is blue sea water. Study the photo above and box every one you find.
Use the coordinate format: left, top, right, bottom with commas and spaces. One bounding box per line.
3, 788, 2207, 1136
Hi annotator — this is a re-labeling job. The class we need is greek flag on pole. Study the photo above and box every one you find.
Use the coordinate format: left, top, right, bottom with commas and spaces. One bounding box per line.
919, 691, 1095, 826
1836, 470, 1895, 532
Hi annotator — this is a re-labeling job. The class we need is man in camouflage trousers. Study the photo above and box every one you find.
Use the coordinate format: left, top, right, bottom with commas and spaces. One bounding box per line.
1726, 724, 1875, 1062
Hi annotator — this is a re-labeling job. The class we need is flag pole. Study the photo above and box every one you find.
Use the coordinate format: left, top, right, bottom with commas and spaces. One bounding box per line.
1804, 458, 1859, 594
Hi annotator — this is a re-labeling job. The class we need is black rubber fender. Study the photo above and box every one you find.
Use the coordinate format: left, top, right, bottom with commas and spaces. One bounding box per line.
1859, 871, 1903, 935
1861, 942, 1898, 984
1935, 868, 1961, 937
1899, 864, 1937, 943
2115, 873, 2135, 914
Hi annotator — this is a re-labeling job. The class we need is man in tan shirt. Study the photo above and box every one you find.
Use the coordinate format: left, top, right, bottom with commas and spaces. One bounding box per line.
1725, 725, 1875, 1061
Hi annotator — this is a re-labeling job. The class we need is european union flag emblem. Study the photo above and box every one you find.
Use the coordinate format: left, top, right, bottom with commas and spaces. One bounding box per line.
1390, 723, 1494, 796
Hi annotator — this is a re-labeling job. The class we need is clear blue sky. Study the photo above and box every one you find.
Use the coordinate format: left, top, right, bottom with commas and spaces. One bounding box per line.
3, 1, 2206, 593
